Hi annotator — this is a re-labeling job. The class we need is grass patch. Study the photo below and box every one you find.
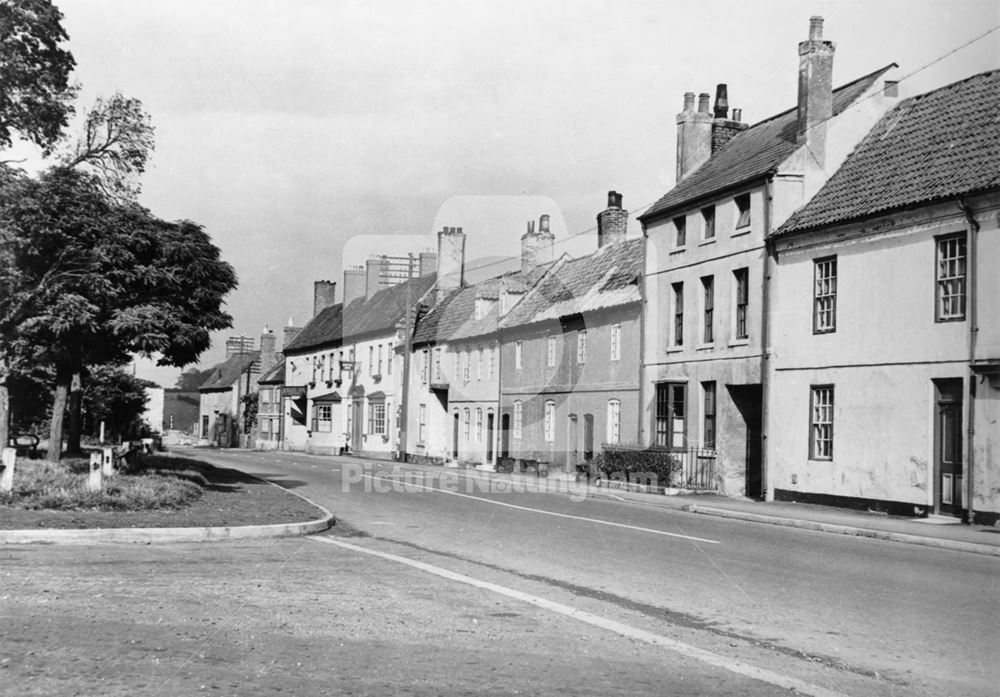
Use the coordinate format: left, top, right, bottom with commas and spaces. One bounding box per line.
1, 455, 205, 512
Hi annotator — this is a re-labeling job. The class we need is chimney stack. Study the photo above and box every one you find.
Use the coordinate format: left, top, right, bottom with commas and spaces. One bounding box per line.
710, 83, 750, 152
797, 15, 836, 166
365, 256, 385, 298
521, 215, 554, 275
343, 266, 366, 306
676, 90, 714, 182
259, 326, 277, 373
283, 316, 303, 351
313, 280, 337, 317
597, 191, 628, 248
436, 226, 466, 302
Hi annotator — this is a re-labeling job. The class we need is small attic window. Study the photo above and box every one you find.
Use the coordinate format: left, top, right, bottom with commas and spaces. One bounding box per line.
735, 194, 751, 229
674, 216, 687, 247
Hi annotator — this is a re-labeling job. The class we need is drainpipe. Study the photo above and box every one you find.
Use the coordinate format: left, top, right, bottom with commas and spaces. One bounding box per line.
638, 226, 648, 446
958, 198, 979, 525
760, 176, 775, 501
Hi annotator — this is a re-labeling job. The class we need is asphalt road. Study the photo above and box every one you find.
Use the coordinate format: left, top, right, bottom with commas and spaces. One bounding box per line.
187, 448, 998, 696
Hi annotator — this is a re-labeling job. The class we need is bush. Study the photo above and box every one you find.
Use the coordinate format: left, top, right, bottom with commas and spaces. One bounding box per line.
590, 447, 683, 489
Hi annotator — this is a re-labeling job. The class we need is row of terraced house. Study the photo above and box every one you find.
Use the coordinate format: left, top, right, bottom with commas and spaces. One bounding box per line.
201, 17, 999, 524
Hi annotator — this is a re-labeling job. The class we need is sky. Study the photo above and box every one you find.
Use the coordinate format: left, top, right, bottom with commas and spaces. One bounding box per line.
20, 0, 1000, 385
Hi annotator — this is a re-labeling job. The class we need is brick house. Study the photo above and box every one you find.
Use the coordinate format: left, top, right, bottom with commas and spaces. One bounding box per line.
638, 16, 900, 495
498, 194, 643, 477
767, 70, 1000, 523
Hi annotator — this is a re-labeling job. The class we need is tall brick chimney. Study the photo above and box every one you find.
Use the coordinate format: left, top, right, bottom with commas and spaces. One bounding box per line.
365, 257, 385, 298
676, 91, 713, 182
436, 226, 466, 302
711, 83, 749, 152
343, 266, 366, 306
259, 326, 277, 374
521, 215, 555, 275
597, 191, 628, 248
797, 16, 836, 166
313, 280, 337, 317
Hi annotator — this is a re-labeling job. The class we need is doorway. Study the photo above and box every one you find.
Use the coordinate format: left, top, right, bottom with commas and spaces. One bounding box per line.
567, 414, 578, 471
351, 399, 363, 451
486, 411, 495, 463
583, 414, 594, 461
500, 413, 510, 459
452, 411, 460, 460
729, 384, 763, 499
934, 379, 963, 516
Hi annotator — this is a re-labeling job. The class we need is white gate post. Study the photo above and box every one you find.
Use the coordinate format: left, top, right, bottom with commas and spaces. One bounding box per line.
87, 451, 103, 492
0, 447, 15, 493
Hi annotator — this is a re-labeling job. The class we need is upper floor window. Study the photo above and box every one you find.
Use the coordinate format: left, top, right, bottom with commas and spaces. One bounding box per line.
813, 256, 837, 334
476, 346, 483, 381
377, 344, 384, 376
386, 343, 393, 375
674, 216, 686, 247
488, 346, 496, 379
734, 268, 749, 340
515, 341, 523, 370
701, 206, 715, 240
462, 350, 470, 382
735, 193, 751, 229
433, 347, 442, 382
936, 234, 966, 321
547, 336, 556, 367
420, 349, 429, 384
610, 323, 621, 361
701, 275, 714, 344
672, 282, 684, 347
577, 330, 587, 364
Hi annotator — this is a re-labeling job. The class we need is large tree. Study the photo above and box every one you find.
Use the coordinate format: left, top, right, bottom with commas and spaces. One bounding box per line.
0, 168, 237, 460
0, 0, 76, 155
0, 0, 76, 447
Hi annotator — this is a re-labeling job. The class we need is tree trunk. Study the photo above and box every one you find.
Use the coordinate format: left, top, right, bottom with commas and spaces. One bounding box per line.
0, 383, 9, 450
48, 379, 70, 463
66, 371, 83, 455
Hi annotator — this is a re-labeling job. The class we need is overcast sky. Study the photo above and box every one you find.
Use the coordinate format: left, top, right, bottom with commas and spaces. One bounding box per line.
32, 1, 1000, 384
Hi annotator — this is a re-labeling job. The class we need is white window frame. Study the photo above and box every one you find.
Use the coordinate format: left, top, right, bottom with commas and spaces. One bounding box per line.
544, 400, 555, 442
813, 256, 837, 334
476, 408, 483, 443
606, 399, 621, 445
577, 330, 587, 364
513, 401, 523, 440
809, 385, 834, 460
515, 341, 523, 370
547, 336, 556, 367
610, 323, 621, 361
368, 401, 386, 435
418, 403, 426, 443
936, 234, 967, 321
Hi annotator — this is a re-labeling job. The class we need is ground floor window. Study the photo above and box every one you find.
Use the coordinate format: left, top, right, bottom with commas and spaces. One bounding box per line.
513, 401, 523, 440
809, 385, 834, 460
606, 399, 621, 444
544, 401, 555, 442
418, 404, 426, 443
702, 381, 716, 449
368, 401, 386, 435
313, 403, 333, 432
655, 382, 686, 448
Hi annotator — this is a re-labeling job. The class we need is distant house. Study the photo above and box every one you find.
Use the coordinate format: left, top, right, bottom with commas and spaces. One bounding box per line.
255, 360, 285, 450
498, 195, 642, 477
768, 70, 1000, 523
197, 328, 278, 448
638, 17, 900, 495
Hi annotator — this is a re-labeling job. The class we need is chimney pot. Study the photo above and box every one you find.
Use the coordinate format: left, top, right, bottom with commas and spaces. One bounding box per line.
527, 220, 535, 235
809, 15, 823, 40
733, 108, 742, 122
539, 214, 550, 234
697, 92, 711, 113
607, 190, 622, 209
683, 92, 695, 111
713, 84, 729, 119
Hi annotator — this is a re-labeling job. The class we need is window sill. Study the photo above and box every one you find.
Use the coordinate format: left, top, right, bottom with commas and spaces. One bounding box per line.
670, 246, 687, 255
732, 227, 752, 237
666, 346, 684, 354
696, 343, 715, 351
728, 338, 750, 347
698, 237, 716, 246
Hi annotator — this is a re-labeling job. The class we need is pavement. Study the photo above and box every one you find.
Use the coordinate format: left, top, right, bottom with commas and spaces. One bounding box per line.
3, 448, 999, 557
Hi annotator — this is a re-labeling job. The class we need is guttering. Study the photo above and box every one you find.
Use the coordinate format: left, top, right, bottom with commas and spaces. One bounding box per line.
638, 220, 648, 446
958, 198, 980, 525
637, 173, 773, 226
760, 176, 774, 501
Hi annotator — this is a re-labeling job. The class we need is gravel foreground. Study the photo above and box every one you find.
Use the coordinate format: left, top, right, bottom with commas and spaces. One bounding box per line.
0, 534, 795, 697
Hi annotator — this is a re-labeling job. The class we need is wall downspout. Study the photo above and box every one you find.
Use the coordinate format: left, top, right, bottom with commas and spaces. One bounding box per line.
959, 198, 979, 525
637, 225, 648, 446
761, 176, 775, 501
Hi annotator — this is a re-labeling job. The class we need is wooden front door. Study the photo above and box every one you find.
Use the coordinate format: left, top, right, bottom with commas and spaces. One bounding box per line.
486, 411, 495, 463
934, 379, 964, 515
351, 399, 363, 451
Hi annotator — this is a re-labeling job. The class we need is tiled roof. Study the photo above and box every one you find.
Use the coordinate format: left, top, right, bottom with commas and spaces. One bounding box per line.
639, 65, 895, 222
411, 269, 542, 346
776, 70, 1000, 236
499, 238, 643, 330
342, 273, 437, 340
284, 304, 343, 354
258, 360, 285, 385
199, 352, 260, 391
